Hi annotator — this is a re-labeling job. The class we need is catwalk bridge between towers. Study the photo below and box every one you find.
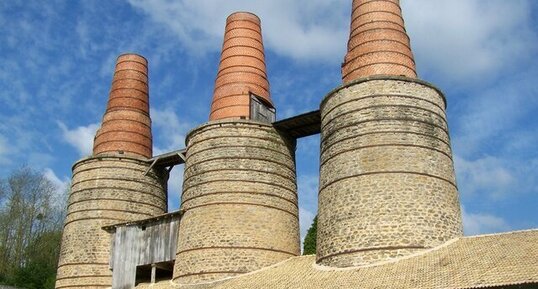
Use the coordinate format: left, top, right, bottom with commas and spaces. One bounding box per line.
146, 110, 322, 172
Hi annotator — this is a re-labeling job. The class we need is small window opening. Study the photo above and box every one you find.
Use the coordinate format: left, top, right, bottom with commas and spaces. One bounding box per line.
135, 261, 174, 285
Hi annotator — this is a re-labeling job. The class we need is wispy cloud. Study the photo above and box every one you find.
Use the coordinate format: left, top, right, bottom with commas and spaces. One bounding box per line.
58, 122, 99, 157
43, 168, 70, 194
43, 167, 70, 211
403, 0, 536, 85
455, 155, 515, 199
462, 207, 511, 235
151, 107, 193, 155
127, 0, 348, 62
127, 0, 537, 85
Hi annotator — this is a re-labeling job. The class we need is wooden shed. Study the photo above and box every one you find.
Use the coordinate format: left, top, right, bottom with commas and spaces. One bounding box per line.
103, 211, 182, 289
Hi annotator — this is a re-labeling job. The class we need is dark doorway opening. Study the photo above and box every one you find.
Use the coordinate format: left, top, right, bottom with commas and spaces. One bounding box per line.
135, 261, 174, 285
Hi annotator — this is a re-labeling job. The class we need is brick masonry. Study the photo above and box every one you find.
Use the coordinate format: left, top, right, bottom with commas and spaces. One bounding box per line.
55, 155, 167, 289
209, 12, 273, 121
93, 53, 153, 158
172, 120, 300, 284
317, 76, 463, 267
342, 0, 417, 82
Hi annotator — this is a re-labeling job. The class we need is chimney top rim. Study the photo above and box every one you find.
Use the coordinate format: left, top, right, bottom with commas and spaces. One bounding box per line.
117, 53, 148, 64
227, 11, 261, 23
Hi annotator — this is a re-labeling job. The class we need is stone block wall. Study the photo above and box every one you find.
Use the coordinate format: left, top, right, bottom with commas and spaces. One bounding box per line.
55, 155, 167, 289
317, 76, 463, 267
173, 120, 300, 284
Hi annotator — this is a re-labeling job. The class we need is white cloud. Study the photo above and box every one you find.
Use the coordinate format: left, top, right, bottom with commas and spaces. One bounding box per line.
127, 0, 348, 62
43, 167, 70, 211
127, 0, 536, 83
58, 122, 99, 157
43, 168, 69, 194
455, 155, 515, 199
462, 207, 510, 236
402, 0, 535, 84
151, 107, 193, 155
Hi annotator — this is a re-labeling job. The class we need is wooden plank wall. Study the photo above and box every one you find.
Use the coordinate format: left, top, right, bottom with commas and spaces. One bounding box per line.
110, 217, 179, 289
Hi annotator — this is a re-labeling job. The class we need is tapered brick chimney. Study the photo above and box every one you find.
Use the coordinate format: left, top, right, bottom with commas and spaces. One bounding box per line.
209, 12, 273, 121
93, 53, 152, 158
341, 0, 417, 83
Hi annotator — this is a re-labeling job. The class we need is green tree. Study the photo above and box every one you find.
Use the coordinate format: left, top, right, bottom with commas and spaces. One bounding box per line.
0, 167, 66, 289
303, 216, 317, 255
12, 230, 62, 289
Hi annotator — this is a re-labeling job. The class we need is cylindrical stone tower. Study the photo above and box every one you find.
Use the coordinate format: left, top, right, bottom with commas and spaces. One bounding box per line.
55, 54, 168, 289
173, 121, 299, 284
172, 12, 300, 285
317, 0, 463, 268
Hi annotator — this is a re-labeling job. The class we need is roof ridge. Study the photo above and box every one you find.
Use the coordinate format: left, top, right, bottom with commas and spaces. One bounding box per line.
311, 228, 538, 272
463, 228, 538, 239
312, 237, 462, 272
173, 255, 307, 287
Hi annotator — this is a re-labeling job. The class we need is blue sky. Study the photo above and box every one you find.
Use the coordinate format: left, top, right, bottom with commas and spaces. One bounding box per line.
0, 0, 537, 241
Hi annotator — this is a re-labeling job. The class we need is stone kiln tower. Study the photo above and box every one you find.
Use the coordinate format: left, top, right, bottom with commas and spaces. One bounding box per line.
50, 2, 538, 289
172, 12, 300, 285
316, 0, 463, 267
55, 54, 168, 289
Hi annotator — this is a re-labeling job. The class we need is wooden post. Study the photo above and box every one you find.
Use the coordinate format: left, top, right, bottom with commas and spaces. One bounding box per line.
151, 263, 156, 284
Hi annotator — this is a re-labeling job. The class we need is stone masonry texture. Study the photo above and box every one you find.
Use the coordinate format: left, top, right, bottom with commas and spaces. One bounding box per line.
173, 120, 300, 284
53, 2, 538, 289
209, 12, 273, 121
93, 53, 153, 158
317, 76, 463, 267
55, 155, 167, 289
342, 0, 417, 83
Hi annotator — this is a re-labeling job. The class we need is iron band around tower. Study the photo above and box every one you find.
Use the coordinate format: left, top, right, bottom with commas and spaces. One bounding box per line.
173, 120, 300, 284
317, 75, 463, 267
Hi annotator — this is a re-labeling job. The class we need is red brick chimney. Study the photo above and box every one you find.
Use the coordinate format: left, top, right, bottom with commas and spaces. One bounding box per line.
342, 0, 417, 83
209, 12, 273, 121
93, 53, 153, 159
